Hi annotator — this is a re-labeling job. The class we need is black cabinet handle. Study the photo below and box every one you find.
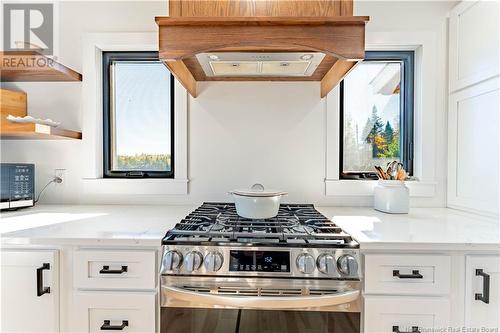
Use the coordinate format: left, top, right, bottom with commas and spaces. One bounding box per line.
393, 270, 423, 279
99, 265, 128, 274
475, 269, 490, 304
392, 326, 421, 333
100, 320, 128, 330
36, 263, 51, 296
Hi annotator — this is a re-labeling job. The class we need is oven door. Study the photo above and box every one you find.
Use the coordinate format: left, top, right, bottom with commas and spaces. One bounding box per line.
160, 276, 361, 333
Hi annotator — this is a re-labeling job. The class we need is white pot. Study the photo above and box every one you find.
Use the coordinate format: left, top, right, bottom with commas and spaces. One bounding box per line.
229, 184, 287, 219
373, 180, 409, 214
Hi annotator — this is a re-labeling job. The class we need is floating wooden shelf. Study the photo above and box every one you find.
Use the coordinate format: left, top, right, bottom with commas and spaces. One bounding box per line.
0, 89, 82, 140
0, 51, 82, 82
0, 123, 82, 140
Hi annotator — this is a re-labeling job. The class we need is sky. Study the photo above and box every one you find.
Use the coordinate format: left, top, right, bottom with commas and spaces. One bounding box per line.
114, 61, 172, 156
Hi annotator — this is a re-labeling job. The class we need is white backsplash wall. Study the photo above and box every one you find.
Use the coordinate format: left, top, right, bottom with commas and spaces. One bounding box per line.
0, 1, 454, 207
189, 82, 327, 203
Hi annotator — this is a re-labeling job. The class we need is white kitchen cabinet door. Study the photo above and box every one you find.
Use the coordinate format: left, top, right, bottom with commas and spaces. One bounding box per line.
449, 0, 500, 92
465, 255, 500, 329
447, 77, 500, 216
364, 296, 450, 333
1, 249, 59, 333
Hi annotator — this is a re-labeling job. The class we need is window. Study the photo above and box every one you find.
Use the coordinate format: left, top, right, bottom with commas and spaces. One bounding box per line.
340, 51, 414, 179
103, 51, 174, 178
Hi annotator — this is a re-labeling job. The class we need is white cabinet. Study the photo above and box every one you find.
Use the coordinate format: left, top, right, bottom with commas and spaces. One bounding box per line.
449, 0, 500, 92
73, 292, 156, 333
1, 250, 59, 333
73, 249, 156, 290
364, 296, 450, 333
364, 254, 451, 295
447, 0, 500, 217
447, 78, 499, 216
70, 248, 158, 332
465, 255, 500, 328
363, 253, 452, 332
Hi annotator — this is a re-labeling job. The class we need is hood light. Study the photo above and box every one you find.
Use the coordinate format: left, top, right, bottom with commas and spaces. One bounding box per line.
300, 54, 313, 60
208, 54, 219, 60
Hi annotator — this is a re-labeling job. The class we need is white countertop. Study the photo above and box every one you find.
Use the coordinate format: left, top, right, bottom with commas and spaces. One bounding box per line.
0, 204, 198, 246
1, 205, 499, 250
317, 207, 500, 251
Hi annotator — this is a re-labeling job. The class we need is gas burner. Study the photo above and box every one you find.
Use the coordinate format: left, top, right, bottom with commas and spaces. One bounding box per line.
163, 203, 358, 248
207, 223, 225, 232
291, 225, 315, 234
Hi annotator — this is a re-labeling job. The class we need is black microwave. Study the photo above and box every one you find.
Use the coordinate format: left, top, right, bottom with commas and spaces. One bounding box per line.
1, 163, 35, 210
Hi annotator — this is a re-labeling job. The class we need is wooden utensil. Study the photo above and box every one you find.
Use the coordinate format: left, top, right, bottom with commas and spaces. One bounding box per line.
374, 165, 387, 180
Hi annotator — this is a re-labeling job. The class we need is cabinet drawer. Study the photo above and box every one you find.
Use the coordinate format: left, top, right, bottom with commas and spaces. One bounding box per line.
364, 296, 450, 333
74, 249, 156, 290
74, 292, 156, 333
364, 254, 451, 295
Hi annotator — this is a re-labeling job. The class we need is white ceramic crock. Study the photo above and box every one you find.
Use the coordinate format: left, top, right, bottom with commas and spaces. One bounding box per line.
230, 184, 287, 219
373, 180, 409, 214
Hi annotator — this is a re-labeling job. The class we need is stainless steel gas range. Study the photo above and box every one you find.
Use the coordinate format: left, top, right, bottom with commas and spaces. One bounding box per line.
160, 203, 361, 333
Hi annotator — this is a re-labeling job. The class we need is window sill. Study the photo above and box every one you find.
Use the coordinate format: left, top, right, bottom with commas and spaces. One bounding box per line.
82, 178, 189, 195
324, 179, 436, 197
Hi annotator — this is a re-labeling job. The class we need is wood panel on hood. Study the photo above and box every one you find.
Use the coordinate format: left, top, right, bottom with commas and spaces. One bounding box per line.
156, 0, 368, 98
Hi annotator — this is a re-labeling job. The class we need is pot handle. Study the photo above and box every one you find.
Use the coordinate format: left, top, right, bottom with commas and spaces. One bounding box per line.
251, 183, 265, 191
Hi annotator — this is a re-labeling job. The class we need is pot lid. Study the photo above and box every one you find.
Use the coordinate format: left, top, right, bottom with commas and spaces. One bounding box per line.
231, 184, 287, 197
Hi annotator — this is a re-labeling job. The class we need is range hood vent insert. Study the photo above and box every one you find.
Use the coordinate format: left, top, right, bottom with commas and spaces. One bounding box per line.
261, 61, 311, 75
210, 61, 259, 76
196, 52, 326, 77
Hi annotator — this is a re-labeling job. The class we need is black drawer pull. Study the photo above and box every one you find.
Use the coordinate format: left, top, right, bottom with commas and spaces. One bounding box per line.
475, 269, 490, 304
393, 270, 423, 279
36, 263, 51, 296
100, 320, 128, 330
392, 326, 420, 333
99, 265, 128, 274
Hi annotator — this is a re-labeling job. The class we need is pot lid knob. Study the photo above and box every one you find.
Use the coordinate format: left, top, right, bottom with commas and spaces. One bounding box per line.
251, 183, 265, 191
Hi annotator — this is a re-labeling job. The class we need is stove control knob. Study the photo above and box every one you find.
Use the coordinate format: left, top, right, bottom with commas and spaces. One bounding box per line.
296, 253, 315, 274
317, 254, 336, 275
162, 250, 183, 271
337, 254, 358, 276
185, 251, 203, 272
204, 252, 224, 272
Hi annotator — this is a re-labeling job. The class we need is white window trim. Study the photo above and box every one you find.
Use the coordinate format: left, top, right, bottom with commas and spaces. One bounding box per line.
325, 31, 442, 198
80, 32, 188, 195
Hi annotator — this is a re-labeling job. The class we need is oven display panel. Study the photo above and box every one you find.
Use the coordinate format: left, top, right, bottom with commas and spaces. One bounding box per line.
229, 251, 290, 272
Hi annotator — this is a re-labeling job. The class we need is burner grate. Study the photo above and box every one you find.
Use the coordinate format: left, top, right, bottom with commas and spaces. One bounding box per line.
162, 202, 358, 248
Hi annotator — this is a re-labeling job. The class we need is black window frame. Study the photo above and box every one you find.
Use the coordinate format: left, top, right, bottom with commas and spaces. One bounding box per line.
339, 50, 414, 180
103, 51, 175, 178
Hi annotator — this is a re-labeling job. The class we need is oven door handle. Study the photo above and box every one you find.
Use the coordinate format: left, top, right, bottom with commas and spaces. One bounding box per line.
162, 286, 359, 309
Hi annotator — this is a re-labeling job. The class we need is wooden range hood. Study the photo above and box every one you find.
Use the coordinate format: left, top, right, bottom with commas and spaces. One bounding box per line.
156, 0, 369, 98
